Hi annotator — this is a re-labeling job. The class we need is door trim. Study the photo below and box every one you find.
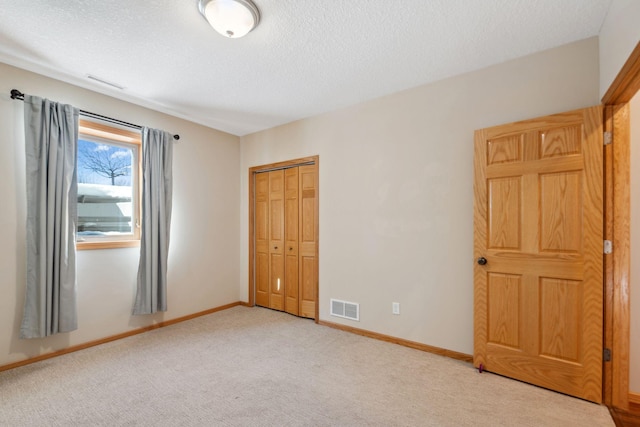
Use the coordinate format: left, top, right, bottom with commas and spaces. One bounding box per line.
248, 155, 320, 322
603, 41, 640, 410
602, 41, 640, 105
604, 104, 631, 409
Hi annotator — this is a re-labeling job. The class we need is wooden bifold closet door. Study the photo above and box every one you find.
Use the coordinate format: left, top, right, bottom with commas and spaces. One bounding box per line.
254, 163, 317, 319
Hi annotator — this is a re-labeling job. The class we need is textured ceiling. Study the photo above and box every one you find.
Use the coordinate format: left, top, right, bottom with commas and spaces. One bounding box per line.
0, 0, 612, 136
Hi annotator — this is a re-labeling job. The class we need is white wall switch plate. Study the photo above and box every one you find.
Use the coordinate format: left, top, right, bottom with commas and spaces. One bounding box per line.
392, 302, 400, 315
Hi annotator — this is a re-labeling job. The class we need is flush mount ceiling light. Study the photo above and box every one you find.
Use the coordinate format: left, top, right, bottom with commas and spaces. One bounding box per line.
198, 0, 260, 38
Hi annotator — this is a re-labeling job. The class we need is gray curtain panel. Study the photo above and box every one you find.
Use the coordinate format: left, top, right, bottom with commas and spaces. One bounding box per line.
20, 95, 79, 339
133, 127, 173, 315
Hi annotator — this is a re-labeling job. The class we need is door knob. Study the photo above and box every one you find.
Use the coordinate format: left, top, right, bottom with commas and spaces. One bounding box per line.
274, 246, 278, 250
289, 247, 293, 251
477, 257, 487, 265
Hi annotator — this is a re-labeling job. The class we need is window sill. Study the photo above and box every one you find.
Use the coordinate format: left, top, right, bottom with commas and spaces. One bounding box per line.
77, 240, 140, 250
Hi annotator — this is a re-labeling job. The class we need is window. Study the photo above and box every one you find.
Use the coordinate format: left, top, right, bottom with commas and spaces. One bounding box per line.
76, 120, 141, 250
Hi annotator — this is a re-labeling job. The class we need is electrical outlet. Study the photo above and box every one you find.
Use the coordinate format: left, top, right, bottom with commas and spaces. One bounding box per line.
392, 302, 400, 315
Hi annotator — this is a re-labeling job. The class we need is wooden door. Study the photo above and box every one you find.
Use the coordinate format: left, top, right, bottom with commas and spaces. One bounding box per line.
255, 172, 270, 307
269, 170, 285, 311
473, 106, 603, 403
298, 164, 317, 318
284, 167, 299, 315
250, 156, 319, 320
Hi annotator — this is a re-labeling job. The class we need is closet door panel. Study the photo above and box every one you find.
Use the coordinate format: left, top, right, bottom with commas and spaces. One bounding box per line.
285, 167, 299, 315
255, 172, 270, 307
269, 170, 285, 310
299, 165, 317, 318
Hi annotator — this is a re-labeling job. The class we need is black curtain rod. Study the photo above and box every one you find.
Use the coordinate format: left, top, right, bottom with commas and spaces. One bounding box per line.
10, 89, 180, 141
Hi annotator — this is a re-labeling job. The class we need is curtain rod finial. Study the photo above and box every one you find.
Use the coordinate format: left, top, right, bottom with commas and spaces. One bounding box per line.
173, 134, 180, 140
10, 89, 24, 100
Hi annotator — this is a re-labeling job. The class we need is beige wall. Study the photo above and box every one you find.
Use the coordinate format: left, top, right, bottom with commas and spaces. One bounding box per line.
631, 92, 640, 393
240, 38, 600, 355
0, 33, 611, 367
0, 62, 241, 366
599, 0, 640, 98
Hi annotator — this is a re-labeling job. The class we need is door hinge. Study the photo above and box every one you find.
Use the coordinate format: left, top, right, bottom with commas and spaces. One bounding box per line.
604, 348, 612, 362
604, 240, 613, 254
604, 131, 612, 145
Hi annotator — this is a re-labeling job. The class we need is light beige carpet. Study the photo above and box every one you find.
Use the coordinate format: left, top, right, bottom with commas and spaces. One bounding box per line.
0, 306, 614, 426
